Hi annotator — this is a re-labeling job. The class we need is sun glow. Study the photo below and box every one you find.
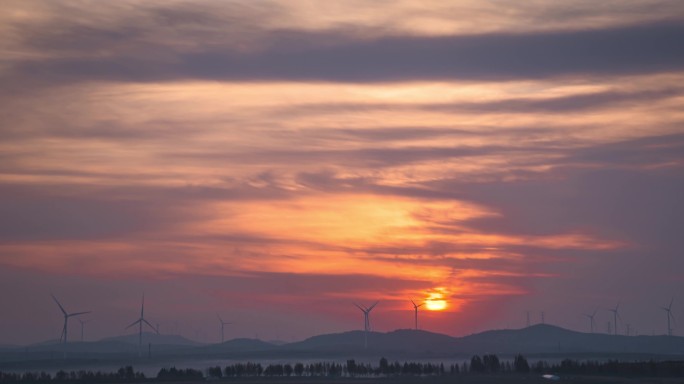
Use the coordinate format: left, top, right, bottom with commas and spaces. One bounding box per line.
425, 299, 447, 311
424, 288, 449, 311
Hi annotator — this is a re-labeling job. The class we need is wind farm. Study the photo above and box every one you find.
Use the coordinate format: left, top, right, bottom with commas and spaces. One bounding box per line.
1, 293, 683, 384
25, 295, 684, 355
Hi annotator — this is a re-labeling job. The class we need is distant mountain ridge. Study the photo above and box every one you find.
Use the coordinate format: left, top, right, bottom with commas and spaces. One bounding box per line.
4, 325, 684, 362
101, 332, 203, 347
455, 324, 684, 355
284, 329, 457, 356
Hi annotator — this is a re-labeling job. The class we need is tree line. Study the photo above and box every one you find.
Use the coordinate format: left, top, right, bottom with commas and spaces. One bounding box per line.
1, 356, 683, 382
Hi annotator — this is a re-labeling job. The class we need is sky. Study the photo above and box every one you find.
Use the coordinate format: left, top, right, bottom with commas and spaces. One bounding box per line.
1, 0, 684, 345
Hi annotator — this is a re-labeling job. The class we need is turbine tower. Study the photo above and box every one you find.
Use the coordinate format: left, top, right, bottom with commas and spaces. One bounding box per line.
583, 309, 597, 333
78, 318, 90, 342
609, 302, 621, 336
662, 298, 676, 336
217, 314, 232, 343
51, 295, 90, 346
354, 301, 379, 349
410, 299, 424, 330
125, 294, 158, 356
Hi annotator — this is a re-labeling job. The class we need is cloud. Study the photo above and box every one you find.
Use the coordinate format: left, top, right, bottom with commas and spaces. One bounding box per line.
274, 87, 684, 117
422, 136, 684, 267
6, 22, 684, 85
0, 179, 295, 242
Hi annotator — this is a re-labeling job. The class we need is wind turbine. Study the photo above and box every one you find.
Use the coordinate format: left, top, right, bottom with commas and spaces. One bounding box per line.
583, 309, 597, 333
608, 302, 621, 336
662, 298, 676, 336
51, 295, 90, 346
125, 294, 158, 356
410, 299, 424, 330
78, 318, 90, 342
217, 314, 232, 343
354, 301, 379, 349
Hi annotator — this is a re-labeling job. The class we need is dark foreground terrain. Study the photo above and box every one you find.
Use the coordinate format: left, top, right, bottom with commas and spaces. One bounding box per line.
3, 356, 683, 383
148, 377, 683, 384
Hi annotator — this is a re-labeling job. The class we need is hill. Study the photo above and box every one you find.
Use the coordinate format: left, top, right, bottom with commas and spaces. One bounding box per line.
3, 325, 684, 363
279, 329, 458, 357
452, 324, 684, 355
101, 332, 203, 347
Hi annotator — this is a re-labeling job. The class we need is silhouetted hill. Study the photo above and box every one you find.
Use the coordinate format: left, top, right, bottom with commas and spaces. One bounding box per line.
101, 332, 203, 347
3, 325, 684, 363
453, 324, 684, 355
282, 329, 457, 356
275, 325, 684, 358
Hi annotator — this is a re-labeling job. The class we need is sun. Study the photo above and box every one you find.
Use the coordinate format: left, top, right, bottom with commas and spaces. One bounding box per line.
425, 299, 447, 311
424, 287, 448, 311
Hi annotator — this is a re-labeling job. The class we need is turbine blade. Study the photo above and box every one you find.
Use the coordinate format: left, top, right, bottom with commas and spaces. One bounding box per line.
354, 303, 365, 312
217, 314, 223, 323
125, 319, 142, 329
51, 295, 67, 316
143, 318, 157, 334
140, 294, 145, 318
410, 299, 416, 307
68, 311, 91, 317
368, 301, 379, 311
669, 297, 674, 311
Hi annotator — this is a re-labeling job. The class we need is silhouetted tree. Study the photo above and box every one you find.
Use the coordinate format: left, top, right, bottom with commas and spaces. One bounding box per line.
294, 363, 304, 376
379, 357, 389, 374
470, 355, 485, 373
514, 354, 530, 373
207, 366, 222, 378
